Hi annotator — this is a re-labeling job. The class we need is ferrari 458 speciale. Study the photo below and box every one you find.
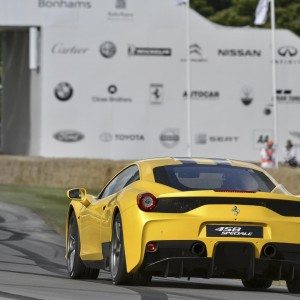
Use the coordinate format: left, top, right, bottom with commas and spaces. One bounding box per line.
66, 157, 300, 293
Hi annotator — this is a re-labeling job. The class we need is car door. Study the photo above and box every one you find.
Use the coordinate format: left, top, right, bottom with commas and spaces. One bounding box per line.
79, 165, 140, 261
100, 165, 140, 243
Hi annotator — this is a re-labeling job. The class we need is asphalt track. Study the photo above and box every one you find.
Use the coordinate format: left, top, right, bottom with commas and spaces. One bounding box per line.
0, 203, 299, 300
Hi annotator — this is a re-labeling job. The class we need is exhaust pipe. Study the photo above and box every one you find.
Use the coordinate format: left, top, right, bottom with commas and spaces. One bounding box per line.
263, 244, 277, 258
191, 242, 206, 256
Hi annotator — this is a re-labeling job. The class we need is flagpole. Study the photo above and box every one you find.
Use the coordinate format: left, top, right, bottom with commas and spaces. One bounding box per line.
270, 0, 278, 167
186, 0, 192, 157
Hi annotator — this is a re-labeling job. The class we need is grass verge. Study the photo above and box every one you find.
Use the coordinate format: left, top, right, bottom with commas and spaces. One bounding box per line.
0, 184, 69, 235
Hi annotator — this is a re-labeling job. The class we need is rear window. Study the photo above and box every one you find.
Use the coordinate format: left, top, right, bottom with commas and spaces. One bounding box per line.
153, 164, 275, 192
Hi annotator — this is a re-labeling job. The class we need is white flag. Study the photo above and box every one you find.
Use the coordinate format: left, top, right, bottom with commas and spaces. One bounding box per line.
254, 0, 270, 25
175, 0, 187, 6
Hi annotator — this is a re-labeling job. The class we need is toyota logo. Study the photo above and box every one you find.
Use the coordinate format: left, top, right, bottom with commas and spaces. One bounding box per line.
99, 132, 113, 142
278, 46, 298, 57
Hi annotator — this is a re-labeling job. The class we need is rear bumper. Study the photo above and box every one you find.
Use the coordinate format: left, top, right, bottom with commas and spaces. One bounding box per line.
142, 241, 300, 280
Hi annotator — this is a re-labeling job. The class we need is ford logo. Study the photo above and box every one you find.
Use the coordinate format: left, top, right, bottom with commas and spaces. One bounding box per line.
54, 130, 84, 142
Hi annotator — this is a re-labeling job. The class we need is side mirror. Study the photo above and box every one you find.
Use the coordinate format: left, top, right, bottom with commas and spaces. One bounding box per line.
67, 188, 87, 200
67, 188, 91, 207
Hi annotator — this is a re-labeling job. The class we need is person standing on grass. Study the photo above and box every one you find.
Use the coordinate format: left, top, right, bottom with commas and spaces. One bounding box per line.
260, 139, 275, 169
284, 140, 297, 167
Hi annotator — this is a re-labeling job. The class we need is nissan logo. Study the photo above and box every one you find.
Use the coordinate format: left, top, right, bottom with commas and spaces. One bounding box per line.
278, 46, 298, 57
54, 130, 84, 142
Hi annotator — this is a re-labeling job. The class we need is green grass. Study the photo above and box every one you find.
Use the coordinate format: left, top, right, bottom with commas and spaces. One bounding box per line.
0, 184, 69, 235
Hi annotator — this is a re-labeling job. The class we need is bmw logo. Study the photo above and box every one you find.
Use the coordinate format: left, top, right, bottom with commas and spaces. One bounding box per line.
54, 82, 73, 101
100, 41, 117, 58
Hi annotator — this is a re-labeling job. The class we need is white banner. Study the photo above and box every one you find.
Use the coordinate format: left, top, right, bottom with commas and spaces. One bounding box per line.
255, 0, 270, 25
0, 0, 299, 161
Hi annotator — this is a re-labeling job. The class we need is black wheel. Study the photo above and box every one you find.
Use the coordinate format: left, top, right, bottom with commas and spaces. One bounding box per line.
110, 214, 152, 285
286, 278, 300, 294
110, 214, 129, 284
242, 278, 272, 290
67, 212, 99, 279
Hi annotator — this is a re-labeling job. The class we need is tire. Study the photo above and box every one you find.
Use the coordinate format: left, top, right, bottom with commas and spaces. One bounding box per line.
286, 278, 300, 294
67, 212, 99, 279
242, 278, 272, 290
110, 214, 152, 285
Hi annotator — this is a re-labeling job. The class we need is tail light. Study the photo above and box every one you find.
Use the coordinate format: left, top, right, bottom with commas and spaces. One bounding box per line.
137, 193, 157, 212
146, 242, 158, 252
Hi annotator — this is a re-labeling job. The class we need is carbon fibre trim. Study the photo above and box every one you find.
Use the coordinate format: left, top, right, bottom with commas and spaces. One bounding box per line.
153, 197, 300, 216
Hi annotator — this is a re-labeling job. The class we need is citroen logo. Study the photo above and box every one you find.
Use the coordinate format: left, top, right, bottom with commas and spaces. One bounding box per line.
232, 206, 240, 216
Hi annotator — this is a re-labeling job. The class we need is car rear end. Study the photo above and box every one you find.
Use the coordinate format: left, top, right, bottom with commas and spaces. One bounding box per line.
132, 159, 300, 292
139, 191, 300, 283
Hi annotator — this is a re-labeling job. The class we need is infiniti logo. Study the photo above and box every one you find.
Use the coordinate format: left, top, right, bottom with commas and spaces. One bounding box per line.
278, 46, 298, 57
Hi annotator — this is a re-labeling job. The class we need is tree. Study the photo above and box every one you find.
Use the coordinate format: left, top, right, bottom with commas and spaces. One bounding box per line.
190, 0, 300, 37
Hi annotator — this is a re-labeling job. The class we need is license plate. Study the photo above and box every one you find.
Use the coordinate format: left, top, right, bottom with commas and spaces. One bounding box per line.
206, 225, 263, 238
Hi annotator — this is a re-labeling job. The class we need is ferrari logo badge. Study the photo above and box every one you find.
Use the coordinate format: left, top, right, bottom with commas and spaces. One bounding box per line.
232, 206, 240, 216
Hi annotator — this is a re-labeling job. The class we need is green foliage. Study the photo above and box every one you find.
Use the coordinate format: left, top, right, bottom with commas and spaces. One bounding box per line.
190, 0, 300, 36
190, 0, 214, 17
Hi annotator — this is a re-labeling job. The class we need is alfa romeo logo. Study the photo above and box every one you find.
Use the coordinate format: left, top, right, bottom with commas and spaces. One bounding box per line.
54, 82, 73, 101
100, 41, 117, 58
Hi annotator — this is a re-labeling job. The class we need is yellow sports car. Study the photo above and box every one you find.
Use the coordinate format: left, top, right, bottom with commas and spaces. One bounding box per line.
66, 157, 300, 293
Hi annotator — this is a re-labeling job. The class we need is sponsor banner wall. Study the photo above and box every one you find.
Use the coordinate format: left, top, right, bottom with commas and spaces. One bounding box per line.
0, 0, 299, 160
